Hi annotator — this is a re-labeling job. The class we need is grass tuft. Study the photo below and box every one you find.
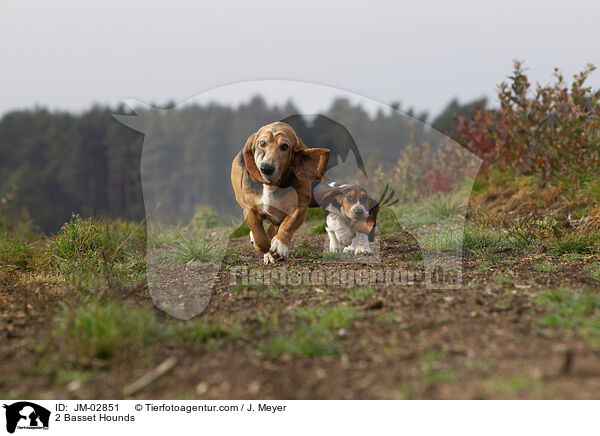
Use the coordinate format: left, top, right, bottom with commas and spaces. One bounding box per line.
263, 306, 361, 357
47, 214, 145, 289
534, 262, 558, 273
0, 232, 34, 269
349, 286, 376, 301
292, 241, 321, 259
535, 288, 600, 345
45, 296, 245, 372
550, 232, 599, 255
172, 232, 223, 264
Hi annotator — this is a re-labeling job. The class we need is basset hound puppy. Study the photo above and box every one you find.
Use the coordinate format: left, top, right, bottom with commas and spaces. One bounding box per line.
231, 122, 329, 264
313, 182, 380, 255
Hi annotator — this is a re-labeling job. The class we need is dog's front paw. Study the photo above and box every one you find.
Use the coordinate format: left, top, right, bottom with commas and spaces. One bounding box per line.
353, 233, 372, 255
337, 231, 355, 248
269, 237, 289, 261
329, 240, 343, 253
355, 246, 373, 255
343, 246, 355, 254
264, 252, 276, 265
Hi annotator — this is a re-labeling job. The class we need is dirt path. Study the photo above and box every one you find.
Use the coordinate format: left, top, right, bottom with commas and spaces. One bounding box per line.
2, 232, 600, 399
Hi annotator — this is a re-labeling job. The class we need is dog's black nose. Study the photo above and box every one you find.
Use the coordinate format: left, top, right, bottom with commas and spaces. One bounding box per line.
260, 163, 275, 175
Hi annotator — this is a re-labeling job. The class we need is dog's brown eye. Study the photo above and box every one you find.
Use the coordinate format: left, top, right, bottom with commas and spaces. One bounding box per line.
280, 143, 289, 151
346, 195, 353, 201
259, 140, 266, 147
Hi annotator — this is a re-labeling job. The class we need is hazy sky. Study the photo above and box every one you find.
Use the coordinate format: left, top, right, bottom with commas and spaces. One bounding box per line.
2, 0, 600, 118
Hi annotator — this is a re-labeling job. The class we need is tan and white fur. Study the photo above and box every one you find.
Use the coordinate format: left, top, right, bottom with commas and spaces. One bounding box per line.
231, 122, 329, 264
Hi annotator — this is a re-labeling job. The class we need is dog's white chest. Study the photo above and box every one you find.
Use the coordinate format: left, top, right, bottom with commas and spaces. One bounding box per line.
259, 185, 297, 225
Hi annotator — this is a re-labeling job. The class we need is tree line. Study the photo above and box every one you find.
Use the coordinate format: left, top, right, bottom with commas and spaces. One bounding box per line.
0, 96, 484, 232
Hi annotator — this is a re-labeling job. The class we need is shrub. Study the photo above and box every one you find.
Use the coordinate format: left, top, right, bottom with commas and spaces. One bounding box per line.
457, 61, 600, 188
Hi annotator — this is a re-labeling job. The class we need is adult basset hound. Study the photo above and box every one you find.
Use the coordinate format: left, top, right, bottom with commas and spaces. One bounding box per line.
231, 122, 329, 264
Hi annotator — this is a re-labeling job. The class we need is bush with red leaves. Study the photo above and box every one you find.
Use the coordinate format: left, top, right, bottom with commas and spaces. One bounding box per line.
456, 61, 600, 186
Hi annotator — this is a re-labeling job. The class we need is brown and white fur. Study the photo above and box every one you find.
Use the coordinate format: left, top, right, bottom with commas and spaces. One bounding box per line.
231, 122, 329, 264
314, 182, 379, 255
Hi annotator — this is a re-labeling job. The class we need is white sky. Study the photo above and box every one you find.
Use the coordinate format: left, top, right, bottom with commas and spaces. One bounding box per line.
2, 0, 600, 118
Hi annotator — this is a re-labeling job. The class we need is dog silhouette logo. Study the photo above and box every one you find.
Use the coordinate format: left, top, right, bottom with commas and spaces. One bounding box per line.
3, 402, 50, 434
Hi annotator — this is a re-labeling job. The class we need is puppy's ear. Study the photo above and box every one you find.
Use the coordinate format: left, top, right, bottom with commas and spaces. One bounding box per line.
315, 186, 343, 208
293, 148, 330, 182
243, 132, 263, 183
356, 197, 380, 241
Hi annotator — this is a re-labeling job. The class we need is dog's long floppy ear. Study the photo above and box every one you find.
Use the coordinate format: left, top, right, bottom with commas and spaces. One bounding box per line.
315, 186, 343, 208
293, 148, 330, 182
356, 197, 380, 241
243, 132, 263, 183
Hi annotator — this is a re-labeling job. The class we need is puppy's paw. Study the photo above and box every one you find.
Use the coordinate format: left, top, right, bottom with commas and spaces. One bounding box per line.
338, 233, 354, 248
343, 246, 355, 254
328, 241, 343, 253
355, 246, 373, 255
264, 252, 276, 265
269, 237, 289, 261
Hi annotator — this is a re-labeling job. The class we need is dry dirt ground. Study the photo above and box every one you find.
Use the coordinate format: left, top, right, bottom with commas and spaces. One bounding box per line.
2, 231, 600, 400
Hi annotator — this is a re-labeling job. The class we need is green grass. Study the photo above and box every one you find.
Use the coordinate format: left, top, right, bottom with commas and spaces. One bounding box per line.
310, 222, 326, 234
419, 349, 456, 384
305, 208, 324, 221
349, 286, 376, 301
494, 272, 514, 288
293, 306, 360, 330
172, 232, 223, 264
534, 262, 558, 273
392, 203, 437, 227
420, 229, 462, 251
45, 296, 245, 371
252, 311, 280, 333
493, 292, 514, 309
47, 214, 145, 289
263, 306, 361, 357
535, 288, 600, 345
169, 318, 246, 347
230, 221, 250, 238
50, 297, 165, 363
230, 283, 266, 291
590, 265, 600, 283
265, 324, 339, 357
263, 287, 285, 298
375, 313, 396, 323
436, 314, 450, 325
550, 232, 599, 255
408, 252, 424, 261
424, 195, 466, 219
483, 376, 545, 398
375, 208, 403, 235
187, 206, 225, 229
147, 225, 179, 248
0, 232, 34, 269
462, 226, 505, 251
292, 241, 321, 259
322, 251, 346, 261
